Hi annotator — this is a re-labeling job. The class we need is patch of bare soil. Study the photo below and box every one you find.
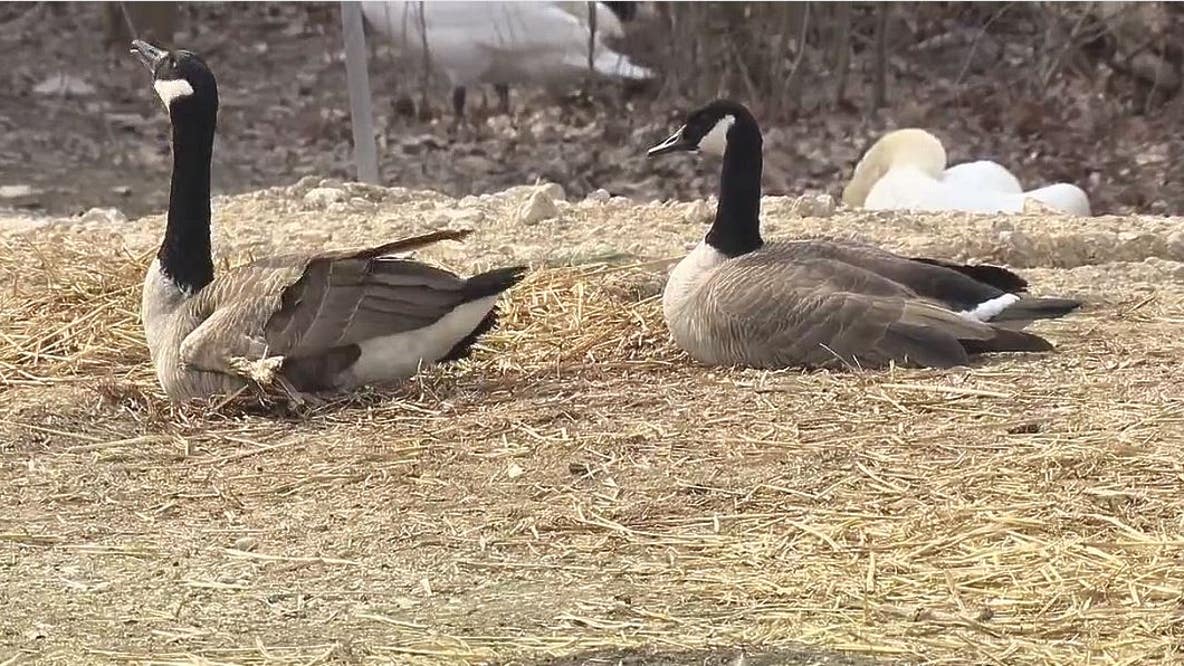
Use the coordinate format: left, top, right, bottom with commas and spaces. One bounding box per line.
2, 181, 1184, 664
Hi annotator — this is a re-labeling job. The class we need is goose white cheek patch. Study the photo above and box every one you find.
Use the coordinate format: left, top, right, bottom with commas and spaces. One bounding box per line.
699, 114, 735, 157
154, 78, 194, 109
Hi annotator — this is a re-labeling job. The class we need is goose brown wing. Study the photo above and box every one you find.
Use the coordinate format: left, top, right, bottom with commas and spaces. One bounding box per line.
772, 239, 1009, 312
261, 230, 490, 357
697, 254, 1040, 369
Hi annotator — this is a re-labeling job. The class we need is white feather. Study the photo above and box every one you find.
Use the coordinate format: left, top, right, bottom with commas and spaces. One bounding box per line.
346, 294, 499, 386
153, 79, 194, 109
663, 241, 728, 321
845, 128, 1091, 216
699, 115, 735, 157
960, 293, 1020, 322
941, 161, 1023, 194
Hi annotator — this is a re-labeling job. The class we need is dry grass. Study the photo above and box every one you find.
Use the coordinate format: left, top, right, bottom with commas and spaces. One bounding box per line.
3, 208, 1184, 665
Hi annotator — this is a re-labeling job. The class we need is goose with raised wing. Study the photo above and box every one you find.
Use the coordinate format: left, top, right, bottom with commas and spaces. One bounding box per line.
842, 128, 1091, 216
131, 40, 525, 401
648, 100, 1082, 370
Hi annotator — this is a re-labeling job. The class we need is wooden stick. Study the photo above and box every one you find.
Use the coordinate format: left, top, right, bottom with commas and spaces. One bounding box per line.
340, 2, 380, 184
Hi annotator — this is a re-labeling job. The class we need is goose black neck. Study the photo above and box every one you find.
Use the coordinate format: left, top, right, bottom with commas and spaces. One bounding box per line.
705, 119, 763, 257
159, 111, 216, 294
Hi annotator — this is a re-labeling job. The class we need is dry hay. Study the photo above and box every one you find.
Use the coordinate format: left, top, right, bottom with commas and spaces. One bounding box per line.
3, 190, 1184, 666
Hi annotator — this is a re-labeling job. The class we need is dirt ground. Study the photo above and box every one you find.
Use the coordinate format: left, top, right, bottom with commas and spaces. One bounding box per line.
1, 3, 1182, 223
2, 180, 1184, 664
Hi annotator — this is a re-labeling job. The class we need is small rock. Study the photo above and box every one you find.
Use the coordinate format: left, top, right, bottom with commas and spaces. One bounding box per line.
536, 182, 566, 202
304, 187, 346, 207
348, 197, 377, 211
805, 193, 836, 217
429, 208, 485, 229
318, 178, 344, 189
291, 175, 320, 196
78, 208, 127, 225
0, 184, 40, 200
400, 134, 442, 155
457, 155, 496, 173
343, 182, 388, 200
1166, 231, 1184, 258
111, 185, 132, 197
506, 462, 525, 479
683, 200, 712, 225
787, 193, 835, 218
585, 188, 611, 204
33, 73, 95, 97
327, 201, 350, 215
451, 209, 485, 226
530, 121, 559, 143
517, 188, 560, 225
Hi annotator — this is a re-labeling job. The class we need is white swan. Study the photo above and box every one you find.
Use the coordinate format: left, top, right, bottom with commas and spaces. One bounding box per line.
361, 1, 653, 116
843, 128, 1091, 216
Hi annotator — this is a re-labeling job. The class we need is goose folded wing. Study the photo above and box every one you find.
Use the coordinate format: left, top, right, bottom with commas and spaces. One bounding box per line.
700, 257, 1004, 369
777, 239, 1018, 310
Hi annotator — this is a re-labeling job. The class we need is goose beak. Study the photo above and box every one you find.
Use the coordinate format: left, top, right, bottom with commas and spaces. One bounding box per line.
647, 125, 696, 157
130, 40, 168, 71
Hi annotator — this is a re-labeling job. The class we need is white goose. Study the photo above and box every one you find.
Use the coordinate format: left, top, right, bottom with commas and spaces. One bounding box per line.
843, 129, 1091, 216
361, 1, 653, 118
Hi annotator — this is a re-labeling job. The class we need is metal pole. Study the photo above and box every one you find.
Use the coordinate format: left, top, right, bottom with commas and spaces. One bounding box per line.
341, 1, 380, 184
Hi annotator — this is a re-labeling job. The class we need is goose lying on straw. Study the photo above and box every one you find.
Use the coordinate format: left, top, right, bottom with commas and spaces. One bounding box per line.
361, 1, 653, 118
648, 100, 1082, 370
843, 129, 1091, 216
131, 40, 525, 401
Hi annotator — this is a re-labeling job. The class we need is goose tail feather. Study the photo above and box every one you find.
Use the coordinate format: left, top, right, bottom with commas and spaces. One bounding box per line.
991, 297, 1082, 323
462, 265, 528, 301
961, 327, 1055, 355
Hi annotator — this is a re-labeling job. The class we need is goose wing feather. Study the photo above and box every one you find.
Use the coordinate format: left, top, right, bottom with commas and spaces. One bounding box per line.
180, 230, 474, 363
768, 239, 1009, 310
693, 252, 1004, 369
265, 254, 471, 357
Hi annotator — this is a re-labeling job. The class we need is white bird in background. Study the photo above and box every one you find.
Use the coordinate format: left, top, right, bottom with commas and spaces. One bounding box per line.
843, 129, 1092, 216
361, 1, 654, 119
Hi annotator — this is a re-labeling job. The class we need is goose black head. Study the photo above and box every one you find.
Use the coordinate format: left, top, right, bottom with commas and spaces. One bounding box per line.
130, 40, 218, 120
647, 99, 758, 159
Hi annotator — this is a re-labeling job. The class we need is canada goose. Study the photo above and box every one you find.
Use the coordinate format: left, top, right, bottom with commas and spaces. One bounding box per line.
647, 100, 1082, 370
130, 40, 526, 401
361, 1, 652, 119
842, 128, 1092, 216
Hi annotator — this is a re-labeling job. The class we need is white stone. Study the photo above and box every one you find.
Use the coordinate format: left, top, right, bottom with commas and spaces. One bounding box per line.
682, 200, 713, 225
304, 187, 346, 207
517, 189, 560, 225
585, 188, 611, 203
78, 207, 127, 225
